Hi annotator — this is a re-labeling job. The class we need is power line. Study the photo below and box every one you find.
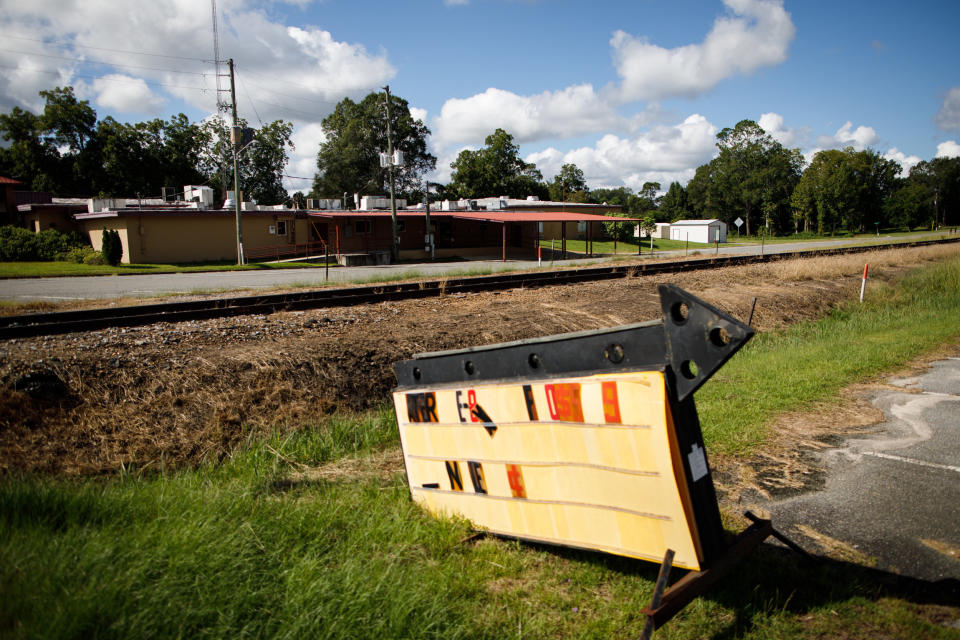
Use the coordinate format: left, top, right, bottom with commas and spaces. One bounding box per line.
0, 33, 209, 63
234, 66, 339, 106
0, 62, 211, 93
0, 47, 210, 76
234, 69, 263, 127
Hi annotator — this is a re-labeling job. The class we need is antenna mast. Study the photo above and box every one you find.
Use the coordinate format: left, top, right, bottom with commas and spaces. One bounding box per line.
211, 0, 230, 115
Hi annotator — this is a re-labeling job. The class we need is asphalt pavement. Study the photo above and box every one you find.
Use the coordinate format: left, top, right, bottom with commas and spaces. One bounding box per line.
0, 234, 945, 302
768, 356, 960, 582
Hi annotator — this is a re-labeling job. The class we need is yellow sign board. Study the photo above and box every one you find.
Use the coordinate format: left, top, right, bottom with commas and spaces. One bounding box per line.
393, 370, 707, 570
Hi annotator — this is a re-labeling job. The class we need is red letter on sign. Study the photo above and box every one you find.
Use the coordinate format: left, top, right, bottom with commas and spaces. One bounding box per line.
601, 381, 621, 424
506, 464, 527, 498
545, 384, 584, 422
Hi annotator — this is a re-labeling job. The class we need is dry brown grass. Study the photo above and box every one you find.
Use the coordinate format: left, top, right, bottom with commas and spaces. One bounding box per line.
769, 244, 960, 281
2, 242, 958, 476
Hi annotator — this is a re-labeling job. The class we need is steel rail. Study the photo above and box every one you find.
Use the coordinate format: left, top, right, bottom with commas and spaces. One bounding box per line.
2, 237, 957, 339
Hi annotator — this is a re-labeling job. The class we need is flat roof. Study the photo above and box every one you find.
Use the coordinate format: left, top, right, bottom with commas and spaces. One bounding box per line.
308, 210, 639, 223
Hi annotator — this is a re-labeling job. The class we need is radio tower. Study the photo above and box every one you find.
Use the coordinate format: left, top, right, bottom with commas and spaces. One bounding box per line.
211, 0, 229, 114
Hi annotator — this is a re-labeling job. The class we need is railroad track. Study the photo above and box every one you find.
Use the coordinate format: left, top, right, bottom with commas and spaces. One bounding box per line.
2, 237, 958, 339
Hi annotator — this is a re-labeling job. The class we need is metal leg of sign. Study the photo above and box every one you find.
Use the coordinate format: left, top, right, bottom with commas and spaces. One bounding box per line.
641, 517, 774, 632
744, 511, 813, 561
641, 549, 675, 640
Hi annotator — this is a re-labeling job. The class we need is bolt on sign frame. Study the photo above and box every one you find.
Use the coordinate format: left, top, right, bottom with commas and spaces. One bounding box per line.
393, 285, 759, 624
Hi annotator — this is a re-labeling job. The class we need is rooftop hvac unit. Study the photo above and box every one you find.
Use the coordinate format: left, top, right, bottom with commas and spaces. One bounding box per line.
527, 195, 540, 201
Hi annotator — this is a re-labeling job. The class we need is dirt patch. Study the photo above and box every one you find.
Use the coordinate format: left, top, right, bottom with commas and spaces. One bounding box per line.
1, 245, 957, 475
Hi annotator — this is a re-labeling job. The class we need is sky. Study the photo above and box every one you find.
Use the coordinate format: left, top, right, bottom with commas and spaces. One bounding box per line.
1, 0, 959, 197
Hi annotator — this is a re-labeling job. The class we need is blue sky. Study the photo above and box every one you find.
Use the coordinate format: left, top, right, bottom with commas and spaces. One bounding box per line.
1, 0, 958, 195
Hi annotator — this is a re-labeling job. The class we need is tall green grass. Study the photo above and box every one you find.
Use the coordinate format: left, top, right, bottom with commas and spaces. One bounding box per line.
697, 254, 960, 454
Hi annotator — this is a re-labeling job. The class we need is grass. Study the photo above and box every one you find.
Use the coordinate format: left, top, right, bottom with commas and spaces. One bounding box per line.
697, 252, 960, 454
0, 260, 332, 279
539, 237, 708, 254
3, 257, 960, 638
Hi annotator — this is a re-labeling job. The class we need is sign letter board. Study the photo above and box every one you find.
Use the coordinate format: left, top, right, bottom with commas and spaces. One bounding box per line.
392, 285, 754, 571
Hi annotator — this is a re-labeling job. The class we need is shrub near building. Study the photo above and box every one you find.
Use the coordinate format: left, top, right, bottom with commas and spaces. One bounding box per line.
0, 225, 91, 262
100, 229, 122, 266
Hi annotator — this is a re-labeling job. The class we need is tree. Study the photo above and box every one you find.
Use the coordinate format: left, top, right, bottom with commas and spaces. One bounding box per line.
659, 181, 690, 221
793, 147, 902, 235
313, 91, 435, 201
39, 87, 96, 154
909, 157, 960, 228
710, 119, 802, 235
447, 128, 547, 200
0, 106, 60, 191
101, 229, 122, 265
548, 163, 588, 202
199, 117, 294, 205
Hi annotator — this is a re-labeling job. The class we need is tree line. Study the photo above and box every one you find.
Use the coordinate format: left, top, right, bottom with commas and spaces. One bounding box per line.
4, 87, 957, 234
313, 94, 959, 235
0, 87, 294, 205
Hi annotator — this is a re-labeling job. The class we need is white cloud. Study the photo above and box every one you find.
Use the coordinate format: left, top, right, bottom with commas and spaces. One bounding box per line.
444, 0, 470, 5
92, 75, 164, 114
409, 107, 428, 124
611, 0, 795, 102
757, 112, 806, 147
883, 148, 921, 174
934, 87, 960, 132
527, 114, 718, 190
936, 140, 960, 158
433, 85, 626, 147
817, 121, 879, 151
0, 0, 394, 125
285, 122, 326, 194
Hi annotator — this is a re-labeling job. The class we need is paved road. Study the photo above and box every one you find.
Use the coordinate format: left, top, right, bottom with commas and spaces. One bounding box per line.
768, 356, 960, 582
0, 233, 948, 302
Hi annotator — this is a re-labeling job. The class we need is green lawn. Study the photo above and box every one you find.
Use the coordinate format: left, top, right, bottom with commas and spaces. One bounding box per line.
0, 259, 335, 279
3, 256, 960, 638
539, 237, 710, 254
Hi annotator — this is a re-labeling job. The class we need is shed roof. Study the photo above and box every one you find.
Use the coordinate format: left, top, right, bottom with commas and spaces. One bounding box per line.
669, 219, 721, 226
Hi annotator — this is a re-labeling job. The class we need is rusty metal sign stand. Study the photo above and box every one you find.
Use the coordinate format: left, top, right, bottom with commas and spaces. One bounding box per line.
639, 511, 810, 638
394, 284, 805, 636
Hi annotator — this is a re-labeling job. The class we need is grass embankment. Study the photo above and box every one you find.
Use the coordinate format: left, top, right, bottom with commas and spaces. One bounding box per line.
3, 256, 960, 638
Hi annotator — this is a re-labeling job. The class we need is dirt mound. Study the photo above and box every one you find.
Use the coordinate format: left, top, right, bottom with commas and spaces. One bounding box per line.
1, 245, 955, 475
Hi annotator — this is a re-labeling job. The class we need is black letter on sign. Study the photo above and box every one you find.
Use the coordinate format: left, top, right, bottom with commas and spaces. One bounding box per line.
522, 385, 538, 421
445, 460, 463, 491
468, 461, 488, 494
406, 392, 438, 423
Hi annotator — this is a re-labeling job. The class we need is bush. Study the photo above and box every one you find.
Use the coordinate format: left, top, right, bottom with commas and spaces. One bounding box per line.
60, 245, 97, 263
0, 225, 90, 261
101, 229, 122, 266
83, 251, 106, 265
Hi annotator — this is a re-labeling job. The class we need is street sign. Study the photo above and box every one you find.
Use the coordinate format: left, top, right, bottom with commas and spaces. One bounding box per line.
734, 217, 743, 228
393, 285, 755, 570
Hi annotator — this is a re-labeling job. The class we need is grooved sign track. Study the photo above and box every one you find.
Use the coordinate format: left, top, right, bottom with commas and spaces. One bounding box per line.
2, 237, 955, 338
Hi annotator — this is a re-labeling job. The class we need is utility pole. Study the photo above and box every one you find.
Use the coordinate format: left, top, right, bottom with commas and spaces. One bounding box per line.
229, 58, 244, 264
424, 181, 433, 260
383, 85, 399, 263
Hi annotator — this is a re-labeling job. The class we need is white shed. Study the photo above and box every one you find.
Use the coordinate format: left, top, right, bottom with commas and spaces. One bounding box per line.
669, 219, 727, 244
635, 222, 672, 239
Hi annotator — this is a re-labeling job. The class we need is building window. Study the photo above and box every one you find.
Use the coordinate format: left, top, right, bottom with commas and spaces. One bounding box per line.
354, 220, 371, 234
276, 220, 288, 236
